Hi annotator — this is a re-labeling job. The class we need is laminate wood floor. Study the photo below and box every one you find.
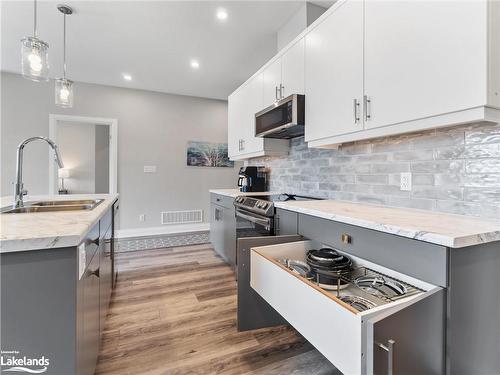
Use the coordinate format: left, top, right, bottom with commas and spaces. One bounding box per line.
95, 244, 340, 375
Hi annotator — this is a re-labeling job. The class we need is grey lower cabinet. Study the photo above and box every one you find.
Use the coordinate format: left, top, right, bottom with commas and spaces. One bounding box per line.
210, 203, 225, 258
237, 235, 302, 331
275, 208, 298, 235
81, 247, 100, 375
244, 212, 500, 374
78, 212, 114, 375
244, 214, 447, 374
1, 202, 116, 375
80, 220, 112, 375
99, 223, 113, 336
210, 193, 236, 268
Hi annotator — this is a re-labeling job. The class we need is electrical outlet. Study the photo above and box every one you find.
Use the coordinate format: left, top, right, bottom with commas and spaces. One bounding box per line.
400, 172, 412, 191
139, 214, 146, 222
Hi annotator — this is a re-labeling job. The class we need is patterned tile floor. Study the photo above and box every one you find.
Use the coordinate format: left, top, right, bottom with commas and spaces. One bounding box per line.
116, 231, 210, 252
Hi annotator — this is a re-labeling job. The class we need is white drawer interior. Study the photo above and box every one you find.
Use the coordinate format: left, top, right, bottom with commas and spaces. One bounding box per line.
250, 240, 439, 374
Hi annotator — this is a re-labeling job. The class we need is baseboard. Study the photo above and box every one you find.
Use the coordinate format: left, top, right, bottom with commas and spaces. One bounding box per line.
116, 223, 210, 239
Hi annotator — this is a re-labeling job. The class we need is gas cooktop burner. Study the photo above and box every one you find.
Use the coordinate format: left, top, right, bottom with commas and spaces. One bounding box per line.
340, 295, 377, 312
354, 275, 407, 298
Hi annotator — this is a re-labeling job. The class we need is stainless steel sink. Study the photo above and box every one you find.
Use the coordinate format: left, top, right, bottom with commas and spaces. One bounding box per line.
1, 199, 104, 214
31, 199, 103, 207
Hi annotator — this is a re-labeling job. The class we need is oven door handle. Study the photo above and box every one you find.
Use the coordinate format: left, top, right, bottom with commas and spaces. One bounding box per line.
235, 209, 271, 229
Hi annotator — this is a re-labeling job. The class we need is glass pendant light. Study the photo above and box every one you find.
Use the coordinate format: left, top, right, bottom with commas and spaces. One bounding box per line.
55, 4, 74, 108
21, 0, 49, 81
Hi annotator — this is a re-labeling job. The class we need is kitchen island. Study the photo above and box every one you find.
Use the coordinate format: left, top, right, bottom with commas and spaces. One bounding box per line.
0, 194, 118, 375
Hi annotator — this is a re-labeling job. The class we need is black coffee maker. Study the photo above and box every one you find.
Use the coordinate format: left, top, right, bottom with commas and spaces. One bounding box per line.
237, 166, 267, 192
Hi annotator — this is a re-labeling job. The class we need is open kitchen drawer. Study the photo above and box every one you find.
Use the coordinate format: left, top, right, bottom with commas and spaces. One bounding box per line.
250, 240, 445, 375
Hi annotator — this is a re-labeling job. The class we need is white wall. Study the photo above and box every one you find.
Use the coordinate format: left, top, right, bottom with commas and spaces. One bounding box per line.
94, 125, 110, 194
277, 2, 326, 50
1, 72, 241, 231
57, 121, 97, 194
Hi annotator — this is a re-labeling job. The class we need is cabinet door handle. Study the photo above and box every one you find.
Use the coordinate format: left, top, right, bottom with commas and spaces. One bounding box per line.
241, 139, 245, 151
353, 98, 360, 124
275, 86, 279, 101
279, 84, 284, 99
89, 268, 100, 278
375, 339, 395, 375
364, 95, 372, 121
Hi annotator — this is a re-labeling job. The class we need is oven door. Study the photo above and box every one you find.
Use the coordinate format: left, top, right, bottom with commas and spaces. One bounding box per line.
235, 208, 273, 238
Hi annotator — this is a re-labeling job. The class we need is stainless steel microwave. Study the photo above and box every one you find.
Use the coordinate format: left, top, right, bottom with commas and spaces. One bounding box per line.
255, 94, 305, 139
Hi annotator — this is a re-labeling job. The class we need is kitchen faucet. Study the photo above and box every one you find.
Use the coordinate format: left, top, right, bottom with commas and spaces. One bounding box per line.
13, 136, 64, 209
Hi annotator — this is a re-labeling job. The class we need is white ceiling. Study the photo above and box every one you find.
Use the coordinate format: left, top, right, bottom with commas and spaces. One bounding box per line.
1, 1, 306, 100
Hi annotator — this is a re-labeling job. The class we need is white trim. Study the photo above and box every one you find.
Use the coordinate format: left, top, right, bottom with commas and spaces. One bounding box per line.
48, 114, 118, 195
115, 223, 210, 239
307, 106, 500, 148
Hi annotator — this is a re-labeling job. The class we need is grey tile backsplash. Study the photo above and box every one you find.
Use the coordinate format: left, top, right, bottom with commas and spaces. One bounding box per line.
249, 122, 500, 219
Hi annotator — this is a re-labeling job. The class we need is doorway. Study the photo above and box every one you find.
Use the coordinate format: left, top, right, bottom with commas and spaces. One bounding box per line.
48, 115, 117, 195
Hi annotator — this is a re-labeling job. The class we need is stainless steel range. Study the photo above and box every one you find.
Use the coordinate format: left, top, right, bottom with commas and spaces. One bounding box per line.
234, 194, 321, 238
235, 193, 322, 332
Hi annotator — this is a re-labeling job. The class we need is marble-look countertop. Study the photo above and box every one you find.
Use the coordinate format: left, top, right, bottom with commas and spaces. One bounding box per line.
209, 189, 282, 198
274, 200, 500, 248
0, 194, 119, 253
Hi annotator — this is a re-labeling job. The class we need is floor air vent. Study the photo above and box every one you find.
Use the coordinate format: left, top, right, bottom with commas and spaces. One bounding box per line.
161, 210, 203, 225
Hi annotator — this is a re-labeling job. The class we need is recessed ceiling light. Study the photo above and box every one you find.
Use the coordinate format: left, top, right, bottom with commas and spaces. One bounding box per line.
216, 8, 228, 21
190, 60, 200, 69
122, 74, 132, 81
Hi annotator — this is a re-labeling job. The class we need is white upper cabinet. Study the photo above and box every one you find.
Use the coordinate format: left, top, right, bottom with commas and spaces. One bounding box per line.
305, 0, 364, 143
241, 73, 265, 155
262, 38, 305, 108
229, 0, 500, 155
281, 39, 305, 99
364, 0, 488, 130
228, 73, 289, 160
227, 93, 239, 159
262, 58, 282, 107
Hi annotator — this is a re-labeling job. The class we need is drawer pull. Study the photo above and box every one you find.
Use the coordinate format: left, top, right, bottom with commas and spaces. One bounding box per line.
341, 233, 351, 244
375, 339, 395, 375
89, 268, 100, 278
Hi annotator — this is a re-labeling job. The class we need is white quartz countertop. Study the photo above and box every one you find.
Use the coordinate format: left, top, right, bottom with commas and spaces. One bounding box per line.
274, 200, 500, 248
0, 194, 119, 253
209, 189, 282, 198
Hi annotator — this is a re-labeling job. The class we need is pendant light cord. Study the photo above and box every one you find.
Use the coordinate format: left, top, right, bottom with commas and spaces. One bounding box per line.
33, 0, 37, 37
63, 13, 66, 78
